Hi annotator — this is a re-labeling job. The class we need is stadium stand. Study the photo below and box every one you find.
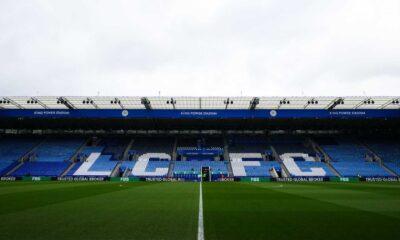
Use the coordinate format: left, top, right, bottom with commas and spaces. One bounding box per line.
228, 135, 269, 153
12, 162, 70, 177
0, 96, 399, 180
267, 135, 337, 177
177, 137, 224, 148
227, 136, 281, 177
385, 163, 400, 176
132, 137, 175, 155
0, 136, 42, 175
101, 137, 131, 160
177, 147, 224, 161
116, 137, 175, 177
73, 152, 113, 176
2, 134, 399, 179
271, 135, 315, 156
33, 137, 84, 162
361, 139, 400, 175
230, 153, 280, 177
7, 137, 85, 177
88, 155, 115, 171
68, 138, 131, 176
64, 161, 83, 177
173, 160, 228, 179
280, 153, 336, 177
172, 136, 228, 179
317, 138, 393, 177
128, 153, 170, 177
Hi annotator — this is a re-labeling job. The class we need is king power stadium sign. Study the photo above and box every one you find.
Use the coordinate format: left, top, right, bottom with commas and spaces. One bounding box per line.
0, 109, 399, 119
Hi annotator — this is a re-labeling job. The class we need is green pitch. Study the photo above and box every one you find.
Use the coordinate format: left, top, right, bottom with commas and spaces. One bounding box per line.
1, 181, 400, 240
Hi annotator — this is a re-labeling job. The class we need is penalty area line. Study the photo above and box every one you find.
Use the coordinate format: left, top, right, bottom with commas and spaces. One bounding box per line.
197, 181, 204, 240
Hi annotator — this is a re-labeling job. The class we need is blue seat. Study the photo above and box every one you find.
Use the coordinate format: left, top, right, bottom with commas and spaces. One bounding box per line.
34, 137, 84, 162
243, 161, 281, 177
363, 140, 400, 175
89, 155, 116, 171
290, 161, 336, 177
385, 163, 400, 175
173, 160, 228, 178
12, 162, 70, 177
0, 137, 42, 175
331, 162, 392, 177
65, 162, 83, 176
129, 159, 170, 177
320, 139, 392, 177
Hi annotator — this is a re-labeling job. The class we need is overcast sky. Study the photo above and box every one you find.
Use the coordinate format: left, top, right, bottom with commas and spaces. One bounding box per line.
0, 0, 399, 97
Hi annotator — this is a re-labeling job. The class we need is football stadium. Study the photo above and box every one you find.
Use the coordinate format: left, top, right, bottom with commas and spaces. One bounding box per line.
0, 96, 400, 240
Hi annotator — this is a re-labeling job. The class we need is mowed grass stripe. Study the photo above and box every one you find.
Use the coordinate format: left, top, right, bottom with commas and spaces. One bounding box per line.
250, 182, 400, 219
0, 182, 147, 215
0, 181, 112, 196
0, 182, 199, 240
203, 182, 400, 240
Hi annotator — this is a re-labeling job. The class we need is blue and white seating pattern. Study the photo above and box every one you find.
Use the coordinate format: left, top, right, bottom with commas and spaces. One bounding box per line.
2, 136, 399, 178
230, 153, 280, 177
280, 153, 335, 177
70, 142, 127, 176
88, 155, 116, 172
65, 162, 83, 177
173, 160, 228, 177
72, 152, 117, 176
128, 153, 170, 177
174, 143, 228, 179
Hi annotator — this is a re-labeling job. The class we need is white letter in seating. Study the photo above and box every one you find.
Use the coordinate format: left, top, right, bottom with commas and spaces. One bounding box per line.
229, 153, 263, 177
281, 153, 326, 177
131, 153, 170, 176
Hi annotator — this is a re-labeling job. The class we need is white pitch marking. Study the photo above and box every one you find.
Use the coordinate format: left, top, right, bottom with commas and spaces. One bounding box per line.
197, 181, 204, 240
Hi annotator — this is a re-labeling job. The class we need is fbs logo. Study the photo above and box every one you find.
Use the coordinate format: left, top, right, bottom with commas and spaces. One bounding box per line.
121, 110, 129, 117
270, 110, 277, 117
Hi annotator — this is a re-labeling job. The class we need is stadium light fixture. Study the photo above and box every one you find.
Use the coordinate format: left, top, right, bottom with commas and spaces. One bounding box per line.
249, 97, 259, 110
57, 97, 76, 110
303, 98, 319, 109
2, 97, 24, 109
166, 98, 177, 109
110, 97, 125, 109
141, 97, 152, 110
224, 98, 233, 109
199, 97, 202, 109
354, 98, 374, 109
277, 98, 290, 109
0, 99, 5, 109
27, 97, 48, 109
380, 98, 400, 109
327, 97, 344, 110
81, 97, 98, 109
0, 98, 11, 105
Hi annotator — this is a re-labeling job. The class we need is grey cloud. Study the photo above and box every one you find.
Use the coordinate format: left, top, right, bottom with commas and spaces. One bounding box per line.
0, 0, 399, 96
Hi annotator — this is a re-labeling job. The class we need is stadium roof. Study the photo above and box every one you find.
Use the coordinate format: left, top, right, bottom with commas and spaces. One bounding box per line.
0, 96, 399, 110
